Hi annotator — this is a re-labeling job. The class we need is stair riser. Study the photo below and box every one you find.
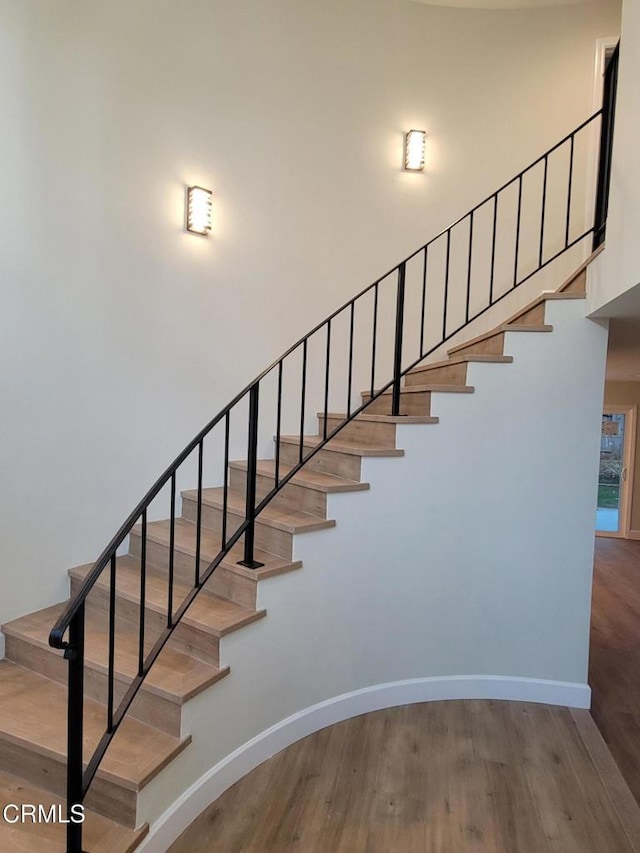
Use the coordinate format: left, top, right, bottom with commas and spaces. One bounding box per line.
129, 533, 209, 590
70, 575, 221, 667
560, 268, 586, 295
229, 467, 327, 518
181, 498, 294, 560
451, 332, 505, 358
317, 415, 397, 448
0, 736, 137, 827
361, 391, 431, 416
278, 440, 362, 480
128, 533, 257, 609
510, 303, 546, 325
4, 634, 181, 737
405, 362, 468, 387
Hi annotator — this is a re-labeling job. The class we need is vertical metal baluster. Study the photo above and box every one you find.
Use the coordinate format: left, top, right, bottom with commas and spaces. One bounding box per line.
275, 364, 282, 488
539, 155, 548, 267
222, 412, 230, 547
565, 135, 574, 248
107, 554, 116, 732
489, 194, 498, 306
323, 320, 331, 439
66, 603, 85, 853
138, 508, 147, 677
513, 176, 523, 288
601, 52, 618, 239
168, 473, 176, 628
419, 246, 428, 357
594, 104, 611, 248
299, 340, 307, 464
594, 49, 618, 250
239, 383, 264, 569
347, 302, 355, 417
391, 263, 406, 417
370, 283, 379, 398
465, 211, 474, 324
442, 230, 451, 340
195, 440, 203, 587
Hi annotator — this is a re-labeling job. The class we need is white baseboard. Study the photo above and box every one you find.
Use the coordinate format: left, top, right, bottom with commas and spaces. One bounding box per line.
137, 674, 590, 852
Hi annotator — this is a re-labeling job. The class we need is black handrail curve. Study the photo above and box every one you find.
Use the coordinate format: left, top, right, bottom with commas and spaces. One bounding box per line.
49, 108, 611, 853
49, 110, 605, 650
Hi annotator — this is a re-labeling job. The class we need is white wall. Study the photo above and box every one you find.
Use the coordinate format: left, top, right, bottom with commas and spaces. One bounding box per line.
0, 0, 620, 629
135, 296, 608, 849
588, 0, 640, 316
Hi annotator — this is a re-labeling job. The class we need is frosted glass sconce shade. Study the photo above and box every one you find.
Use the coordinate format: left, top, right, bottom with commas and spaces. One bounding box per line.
186, 186, 213, 235
404, 130, 426, 172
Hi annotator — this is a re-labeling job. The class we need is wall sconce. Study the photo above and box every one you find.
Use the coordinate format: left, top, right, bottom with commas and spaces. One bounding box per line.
186, 186, 213, 235
404, 130, 426, 172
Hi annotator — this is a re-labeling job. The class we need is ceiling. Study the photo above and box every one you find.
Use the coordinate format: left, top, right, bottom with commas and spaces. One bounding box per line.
410, 1, 603, 8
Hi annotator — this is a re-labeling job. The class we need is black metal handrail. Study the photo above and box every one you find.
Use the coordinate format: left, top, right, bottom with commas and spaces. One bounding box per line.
50, 108, 612, 853
594, 41, 619, 249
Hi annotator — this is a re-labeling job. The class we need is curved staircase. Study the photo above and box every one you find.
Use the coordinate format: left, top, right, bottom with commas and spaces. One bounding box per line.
0, 258, 591, 851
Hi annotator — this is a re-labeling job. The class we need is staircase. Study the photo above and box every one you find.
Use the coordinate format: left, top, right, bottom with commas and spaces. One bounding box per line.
0, 257, 592, 852
0, 104, 614, 853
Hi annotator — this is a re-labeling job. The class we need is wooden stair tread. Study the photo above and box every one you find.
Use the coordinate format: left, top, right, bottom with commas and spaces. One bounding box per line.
505, 290, 584, 325
135, 518, 302, 580
71, 554, 266, 637
539, 291, 585, 300
319, 412, 438, 425
0, 769, 147, 853
0, 662, 190, 791
182, 487, 336, 534
278, 434, 405, 457
229, 459, 369, 493
3, 603, 226, 703
408, 354, 513, 378
447, 324, 552, 356
365, 383, 474, 396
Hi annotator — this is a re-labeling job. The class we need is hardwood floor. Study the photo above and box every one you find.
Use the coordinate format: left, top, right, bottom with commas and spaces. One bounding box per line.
168, 537, 640, 853
590, 537, 640, 806
169, 700, 640, 852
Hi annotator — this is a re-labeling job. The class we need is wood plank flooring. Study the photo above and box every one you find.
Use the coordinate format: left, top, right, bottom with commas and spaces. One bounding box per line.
590, 537, 640, 806
168, 536, 640, 853
169, 700, 640, 852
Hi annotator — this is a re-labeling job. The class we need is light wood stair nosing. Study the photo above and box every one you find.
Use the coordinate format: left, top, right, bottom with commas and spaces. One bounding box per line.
447, 324, 553, 356
277, 434, 405, 458
408, 354, 513, 377
363, 383, 474, 397
318, 411, 438, 425
505, 291, 585, 325
228, 459, 370, 493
